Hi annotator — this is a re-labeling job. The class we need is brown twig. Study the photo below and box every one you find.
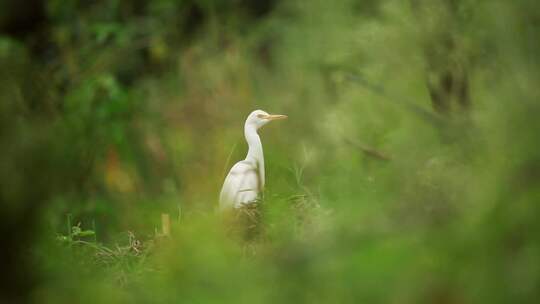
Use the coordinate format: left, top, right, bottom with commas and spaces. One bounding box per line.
345, 139, 392, 161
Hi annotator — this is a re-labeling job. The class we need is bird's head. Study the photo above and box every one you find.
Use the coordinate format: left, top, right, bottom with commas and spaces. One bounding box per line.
245, 109, 287, 129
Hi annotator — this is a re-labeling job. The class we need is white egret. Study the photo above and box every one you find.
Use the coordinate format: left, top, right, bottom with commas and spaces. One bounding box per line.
219, 110, 287, 210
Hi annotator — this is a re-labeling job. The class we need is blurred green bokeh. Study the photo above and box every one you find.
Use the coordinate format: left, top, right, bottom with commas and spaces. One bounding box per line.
1, 0, 539, 303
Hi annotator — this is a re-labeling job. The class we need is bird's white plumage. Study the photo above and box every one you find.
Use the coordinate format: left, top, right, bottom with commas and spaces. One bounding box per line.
219, 110, 287, 210
219, 160, 260, 209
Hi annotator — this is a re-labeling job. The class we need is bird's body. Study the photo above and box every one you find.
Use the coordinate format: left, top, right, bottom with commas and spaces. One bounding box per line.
219, 160, 261, 209
219, 110, 287, 210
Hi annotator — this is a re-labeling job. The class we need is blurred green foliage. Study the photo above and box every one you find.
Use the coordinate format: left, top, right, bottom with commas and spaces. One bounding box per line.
1, 0, 540, 303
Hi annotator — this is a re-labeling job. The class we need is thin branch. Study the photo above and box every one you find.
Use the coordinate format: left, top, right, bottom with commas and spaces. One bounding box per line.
345, 138, 392, 161
345, 72, 448, 128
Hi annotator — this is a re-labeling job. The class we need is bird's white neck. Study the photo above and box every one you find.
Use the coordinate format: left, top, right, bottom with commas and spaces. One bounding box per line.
244, 125, 265, 188
244, 126, 264, 164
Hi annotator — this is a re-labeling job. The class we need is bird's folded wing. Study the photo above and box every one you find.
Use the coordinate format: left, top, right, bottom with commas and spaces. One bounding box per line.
219, 161, 260, 209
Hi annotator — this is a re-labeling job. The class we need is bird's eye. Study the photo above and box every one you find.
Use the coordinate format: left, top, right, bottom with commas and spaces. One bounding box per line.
257, 114, 266, 119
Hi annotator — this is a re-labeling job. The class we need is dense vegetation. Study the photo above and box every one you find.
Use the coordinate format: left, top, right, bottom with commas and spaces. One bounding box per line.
1, 0, 539, 303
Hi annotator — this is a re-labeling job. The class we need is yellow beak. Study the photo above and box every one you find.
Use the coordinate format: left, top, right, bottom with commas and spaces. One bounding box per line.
265, 114, 288, 121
